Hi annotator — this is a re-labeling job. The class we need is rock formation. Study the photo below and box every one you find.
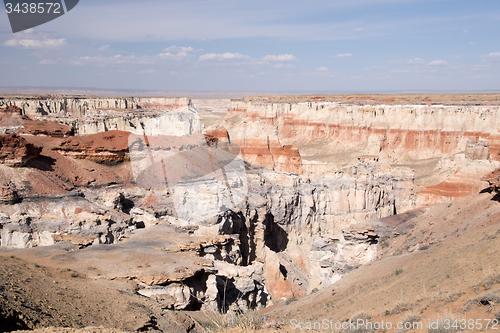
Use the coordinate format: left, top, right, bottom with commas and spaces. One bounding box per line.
0, 105, 72, 137
1, 94, 500, 318
0, 134, 42, 166
54, 130, 131, 164
216, 100, 500, 205
481, 167, 500, 193
0, 97, 191, 118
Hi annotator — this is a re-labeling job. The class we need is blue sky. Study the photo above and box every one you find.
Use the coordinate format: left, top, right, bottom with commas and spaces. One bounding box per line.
1, 0, 500, 92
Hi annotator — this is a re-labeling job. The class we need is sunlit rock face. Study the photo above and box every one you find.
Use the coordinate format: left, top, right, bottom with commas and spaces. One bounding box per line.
218, 100, 500, 205
3, 95, 500, 310
226, 101, 500, 162
0, 133, 42, 167
0, 97, 191, 118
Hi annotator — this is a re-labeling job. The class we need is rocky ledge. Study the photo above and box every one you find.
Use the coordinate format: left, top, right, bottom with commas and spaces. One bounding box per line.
0, 134, 42, 167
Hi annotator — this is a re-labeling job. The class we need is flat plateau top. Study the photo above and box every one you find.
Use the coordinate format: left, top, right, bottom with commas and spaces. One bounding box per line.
2, 93, 500, 106
242, 93, 500, 105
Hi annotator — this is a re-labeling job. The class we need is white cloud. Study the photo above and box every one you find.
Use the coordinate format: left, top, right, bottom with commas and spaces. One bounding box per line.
39, 59, 58, 65
98, 45, 110, 52
351, 75, 363, 79
273, 63, 295, 68
407, 58, 426, 65
157, 46, 194, 60
316, 67, 329, 71
390, 69, 410, 73
485, 52, 500, 58
4, 38, 66, 49
77, 54, 152, 65
164, 45, 194, 53
262, 54, 296, 62
199, 52, 250, 61
353, 28, 364, 32
138, 69, 156, 74
20, 28, 34, 34
462, 30, 468, 34
333, 53, 352, 58
157, 51, 190, 60
428, 60, 448, 66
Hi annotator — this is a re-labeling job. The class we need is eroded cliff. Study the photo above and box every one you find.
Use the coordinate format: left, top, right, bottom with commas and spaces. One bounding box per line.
1, 95, 498, 316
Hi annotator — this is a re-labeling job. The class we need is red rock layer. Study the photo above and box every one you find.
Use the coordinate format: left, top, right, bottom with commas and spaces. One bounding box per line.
205, 128, 230, 144
481, 168, 500, 193
20, 120, 73, 137
0, 134, 42, 166
418, 167, 492, 206
53, 130, 131, 164
1, 105, 73, 137
228, 106, 500, 162
236, 139, 302, 174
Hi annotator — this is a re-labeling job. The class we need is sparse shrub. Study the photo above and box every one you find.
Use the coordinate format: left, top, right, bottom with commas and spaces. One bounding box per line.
379, 236, 390, 248
395, 268, 404, 276
324, 301, 334, 309
389, 302, 413, 315
233, 310, 265, 330
311, 288, 319, 293
479, 274, 500, 290
482, 233, 497, 240
495, 312, 500, 321
34, 263, 40, 268
399, 313, 422, 332
203, 310, 266, 332
10, 255, 15, 259
463, 293, 500, 311
285, 296, 297, 305
71, 272, 78, 278
445, 292, 464, 304
342, 313, 376, 333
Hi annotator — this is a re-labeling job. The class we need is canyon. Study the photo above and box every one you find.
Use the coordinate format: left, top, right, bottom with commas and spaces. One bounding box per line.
0, 94, 500, 332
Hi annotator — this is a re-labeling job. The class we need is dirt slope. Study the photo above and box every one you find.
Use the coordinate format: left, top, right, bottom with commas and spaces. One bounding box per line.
0, 251, 205, 333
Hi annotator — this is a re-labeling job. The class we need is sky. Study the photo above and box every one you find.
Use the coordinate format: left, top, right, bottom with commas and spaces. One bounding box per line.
1, 0, 500, 92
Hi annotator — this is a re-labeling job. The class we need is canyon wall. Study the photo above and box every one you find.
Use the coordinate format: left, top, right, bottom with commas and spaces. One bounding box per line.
219, 100, 500, 205
226, 101, 500, 163
0, 97, 191, 118
2, 95, 498, 310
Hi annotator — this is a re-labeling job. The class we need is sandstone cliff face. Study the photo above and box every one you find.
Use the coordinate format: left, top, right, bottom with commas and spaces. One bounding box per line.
1, 105, 72, 137
54, 130, 131, 164
417, 155, 500, 206
481, 167, 500, 193
4, 95, 499, 313
217, 100, 500, 205
72, 107, 201, 136
0, 97, 191, 118
0, 134, 42, 167
148, 156, 414, 299
227, 101, 500, 160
